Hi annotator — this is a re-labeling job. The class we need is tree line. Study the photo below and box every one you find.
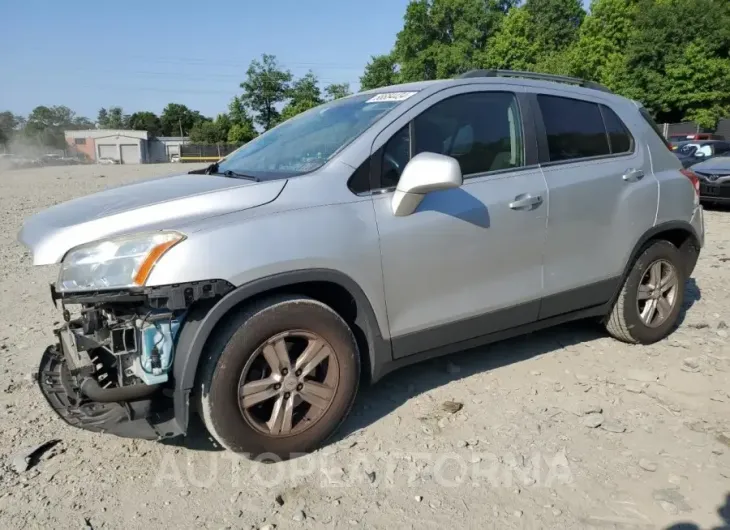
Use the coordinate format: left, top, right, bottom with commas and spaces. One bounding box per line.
3, 0, 728, 151
0, 54, 351, 149
360, 0, 730, 129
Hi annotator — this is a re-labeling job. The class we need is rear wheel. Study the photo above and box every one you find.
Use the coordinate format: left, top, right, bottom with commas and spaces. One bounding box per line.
606, 240, 684, 344
197, 295, 360, 459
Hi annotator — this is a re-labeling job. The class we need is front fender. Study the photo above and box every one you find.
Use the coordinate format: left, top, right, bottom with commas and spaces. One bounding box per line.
171, 269, 392, 434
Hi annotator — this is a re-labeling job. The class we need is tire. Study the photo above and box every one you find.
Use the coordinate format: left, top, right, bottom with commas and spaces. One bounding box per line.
197, 295, 360, 460
606, 240, 685, 344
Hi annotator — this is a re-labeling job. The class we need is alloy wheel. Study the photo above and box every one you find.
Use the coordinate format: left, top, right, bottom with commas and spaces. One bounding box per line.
636, 259, 679, 328
237, 330, 339, 436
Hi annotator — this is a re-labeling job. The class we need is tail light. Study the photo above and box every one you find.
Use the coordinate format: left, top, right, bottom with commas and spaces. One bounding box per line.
681, 168, 700, 195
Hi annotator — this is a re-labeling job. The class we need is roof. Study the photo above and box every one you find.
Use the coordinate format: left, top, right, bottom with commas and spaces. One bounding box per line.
362, 70, 626, 103
64, 129, 149, 140
155, 136, 189, 142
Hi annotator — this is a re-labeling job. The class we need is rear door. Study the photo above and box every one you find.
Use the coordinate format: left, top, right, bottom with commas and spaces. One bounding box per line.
533, 93, 657, 319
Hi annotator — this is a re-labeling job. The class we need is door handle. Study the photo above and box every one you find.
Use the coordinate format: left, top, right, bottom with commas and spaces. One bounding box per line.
509, 194, 543, 210
622, 168, 645, 182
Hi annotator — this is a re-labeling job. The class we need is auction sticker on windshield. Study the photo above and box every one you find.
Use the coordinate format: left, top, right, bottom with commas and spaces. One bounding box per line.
366, 91, 418, 103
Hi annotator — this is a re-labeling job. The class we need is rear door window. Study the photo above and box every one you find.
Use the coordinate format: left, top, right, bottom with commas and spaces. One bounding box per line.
537, 95, 610, 162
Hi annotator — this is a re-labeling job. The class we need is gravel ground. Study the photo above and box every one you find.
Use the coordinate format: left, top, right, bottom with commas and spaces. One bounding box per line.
0, 163, 729, 530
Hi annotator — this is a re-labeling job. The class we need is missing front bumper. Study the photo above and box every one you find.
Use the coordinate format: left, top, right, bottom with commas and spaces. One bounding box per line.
37, 342, 163, 440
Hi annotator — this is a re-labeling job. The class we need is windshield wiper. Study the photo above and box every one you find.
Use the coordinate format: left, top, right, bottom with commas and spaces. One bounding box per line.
219, 170, 260, 182
187, 161, 259, 181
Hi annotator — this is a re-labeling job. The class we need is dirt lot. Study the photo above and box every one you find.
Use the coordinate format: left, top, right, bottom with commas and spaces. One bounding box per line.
0, 163, 729, 530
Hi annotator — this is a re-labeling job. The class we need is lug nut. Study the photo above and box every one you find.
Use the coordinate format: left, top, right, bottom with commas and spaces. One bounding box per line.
296, 383, 303, 391
295, 369, 302, 376
274, 383, 281, 390
284, 392, 291, 399
282, 368, 289, 376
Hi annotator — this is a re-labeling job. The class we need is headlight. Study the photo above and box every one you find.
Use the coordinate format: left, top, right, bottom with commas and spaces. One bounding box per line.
58, 231, 185, 292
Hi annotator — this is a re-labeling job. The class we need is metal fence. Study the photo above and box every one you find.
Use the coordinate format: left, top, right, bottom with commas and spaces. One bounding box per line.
179, 143, 242, 163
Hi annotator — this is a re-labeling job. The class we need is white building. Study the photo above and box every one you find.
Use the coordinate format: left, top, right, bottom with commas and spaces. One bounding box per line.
148, 136, 189, 163
64, 130, 190, 164
65, 129, 150, 164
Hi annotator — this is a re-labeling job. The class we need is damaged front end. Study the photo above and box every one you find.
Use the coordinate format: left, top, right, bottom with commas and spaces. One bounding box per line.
38, 281, 232, 440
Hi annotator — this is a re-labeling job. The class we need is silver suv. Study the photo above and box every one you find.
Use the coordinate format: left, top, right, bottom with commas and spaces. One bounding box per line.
19, 70, 704, 458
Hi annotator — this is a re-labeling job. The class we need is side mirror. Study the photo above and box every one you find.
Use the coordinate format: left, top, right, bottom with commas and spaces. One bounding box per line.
391, 152, 463, 216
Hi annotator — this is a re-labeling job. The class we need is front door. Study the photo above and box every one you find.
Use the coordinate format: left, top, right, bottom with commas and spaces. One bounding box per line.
371, 89, 548, 358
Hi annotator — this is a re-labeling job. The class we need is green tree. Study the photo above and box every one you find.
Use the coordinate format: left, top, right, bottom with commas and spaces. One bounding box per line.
280, 72, 324, 122
70, 116, 95, 129
360, 54, 399, 90
240, 54, 293, 130
393, 0, 516, 81
228, 96, 249, 126
160, 103, 204, 136
564, 0, 639, 87
227, 122, 257, 144
325, 83, 352, 101
664, 42, 730, 129
0, 111, 20, 145
96, 108, 109, 128
227, 96, 257, 143
189, 114, 232, 144
619, 0, 730, 124
105, 106, 127, 129
482, 6, 539, 70
24, 105, 82, 148
127, 111, 162, 136
524, 0, 585, 54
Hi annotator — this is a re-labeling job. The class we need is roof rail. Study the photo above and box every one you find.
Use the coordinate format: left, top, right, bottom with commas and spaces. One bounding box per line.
457, 69, 612, 94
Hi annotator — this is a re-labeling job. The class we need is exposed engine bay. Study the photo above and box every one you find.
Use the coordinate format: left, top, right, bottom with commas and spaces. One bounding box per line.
37, 280, 233, 440
61, 306, 184, 395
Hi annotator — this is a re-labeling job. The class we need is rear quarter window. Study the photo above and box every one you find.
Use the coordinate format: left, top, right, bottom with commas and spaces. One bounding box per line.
600, 105, 634, 154
639, 107, 672, 150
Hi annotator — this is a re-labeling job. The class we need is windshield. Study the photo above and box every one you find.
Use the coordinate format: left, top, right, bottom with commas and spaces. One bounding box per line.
217, 92, 416, 179
677, 143, 700, 155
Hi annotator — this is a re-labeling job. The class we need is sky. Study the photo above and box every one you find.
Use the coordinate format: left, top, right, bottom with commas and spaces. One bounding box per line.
0, 0, 591, 121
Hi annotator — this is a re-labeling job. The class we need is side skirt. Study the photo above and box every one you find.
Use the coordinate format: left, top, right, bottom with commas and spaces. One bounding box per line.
372, 302, 610, 382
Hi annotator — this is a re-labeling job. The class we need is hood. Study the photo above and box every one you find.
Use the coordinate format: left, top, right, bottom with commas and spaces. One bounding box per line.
18, 173, 286, 265
690, 156, 730, 175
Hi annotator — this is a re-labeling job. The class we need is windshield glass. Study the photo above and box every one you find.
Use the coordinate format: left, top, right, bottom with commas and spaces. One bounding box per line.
677, 143, 700, 155
217, 92, 415, 178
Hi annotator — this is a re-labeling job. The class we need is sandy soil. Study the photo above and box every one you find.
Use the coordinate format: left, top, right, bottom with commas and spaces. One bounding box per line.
0, 163, 728, 530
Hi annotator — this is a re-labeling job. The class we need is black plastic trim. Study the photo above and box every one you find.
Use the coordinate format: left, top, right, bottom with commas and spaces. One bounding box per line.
392, 300, 540, 359
377, 303, 610, 381
456, 69, 613, 94
38, 344, 161, 440
538, 277, 619, 320
80, 377, 161, 403
390, 277, 619, 359
55, 279, 235, 311
609, 221, 702, 306
517, 92, 540, 167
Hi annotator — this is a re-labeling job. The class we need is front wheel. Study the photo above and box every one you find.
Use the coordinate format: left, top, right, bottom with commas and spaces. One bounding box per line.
606, 240, 685, 344
197, 295, 360, 459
